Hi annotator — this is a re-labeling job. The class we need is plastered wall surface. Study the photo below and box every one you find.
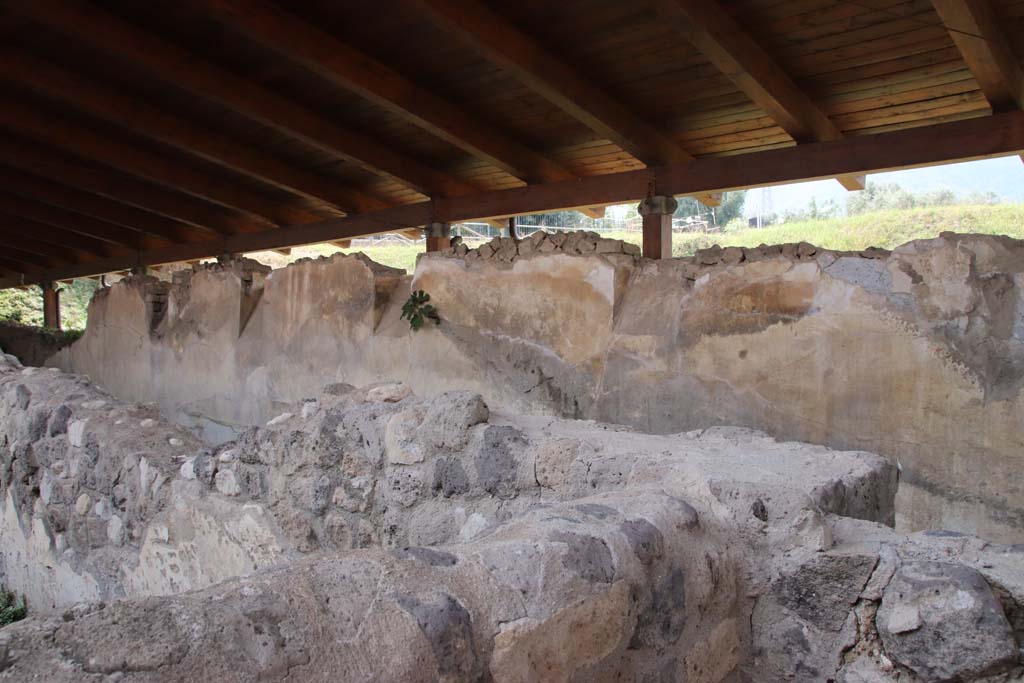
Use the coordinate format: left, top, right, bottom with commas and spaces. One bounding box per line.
51, 232, 1024, 542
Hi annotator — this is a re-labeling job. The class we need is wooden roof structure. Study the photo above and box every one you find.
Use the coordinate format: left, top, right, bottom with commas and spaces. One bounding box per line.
1, 0, 1023, 288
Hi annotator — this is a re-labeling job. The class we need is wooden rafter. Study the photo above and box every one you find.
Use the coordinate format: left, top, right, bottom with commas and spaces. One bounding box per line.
0, 213, 123, 258
9, 0, 474, 199
0, 138, 255, 236
0, 98, 320, 226
4, 109, 1021, 289
192, 0, 605, 218
196, 0, 575, 185
0, 49, 385, 215
0, 244, 62, 269
411, 0, 689, 166
931, 0, 1024, 111
652, 0, 865, 191
0, 256, 41, 276
0, 166, 208, 244
0, 194, 168, 250
0, 228, 92, 264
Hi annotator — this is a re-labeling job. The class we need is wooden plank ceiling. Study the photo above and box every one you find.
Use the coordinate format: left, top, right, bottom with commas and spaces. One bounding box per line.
0, 0, 1022, 287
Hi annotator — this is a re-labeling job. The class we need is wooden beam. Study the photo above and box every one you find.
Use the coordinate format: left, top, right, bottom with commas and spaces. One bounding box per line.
197, 0, 574, 185
2, 110, 1022, 288
0, 256, 40, 275
654, 0, 842, 144
931, 0, 1024, 111
701, 193, 722, 208
0, 194, 168, 250
0, 244, 62, 269
652, 0, 866, 192
0, 166, 208, 244
639, 196, 676, 260
41, 282, 60, 330
425, 222, 451, 252
837, 175, 867, 191
411, 0, 693, 167
0, 49, 385, 214
0, 98, 319, 226
10, 0, 474, 198
0, 137, 254, 236
0, 212, 123, 258
0, 228, 90, 263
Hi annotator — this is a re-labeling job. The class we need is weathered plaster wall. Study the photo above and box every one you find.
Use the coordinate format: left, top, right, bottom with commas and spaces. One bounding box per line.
52, 232, 1024, 542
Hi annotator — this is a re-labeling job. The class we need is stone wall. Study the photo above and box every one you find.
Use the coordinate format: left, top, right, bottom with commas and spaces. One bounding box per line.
3, 355, 1024, 682
50, 232, 1024, 542
0, 322, 78, 368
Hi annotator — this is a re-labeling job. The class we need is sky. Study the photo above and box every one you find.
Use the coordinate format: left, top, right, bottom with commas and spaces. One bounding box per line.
745, 155, 1024, 219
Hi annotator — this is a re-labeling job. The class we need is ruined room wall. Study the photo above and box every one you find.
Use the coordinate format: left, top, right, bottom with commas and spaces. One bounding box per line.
51, 233, 1024, 542
0, 323, 77, 367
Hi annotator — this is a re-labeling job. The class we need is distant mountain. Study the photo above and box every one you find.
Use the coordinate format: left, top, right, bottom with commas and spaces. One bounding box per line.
748, 156, 1024, 218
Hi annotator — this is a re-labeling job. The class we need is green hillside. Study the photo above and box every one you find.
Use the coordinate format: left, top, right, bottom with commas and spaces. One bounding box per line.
669, 203, 1024, 256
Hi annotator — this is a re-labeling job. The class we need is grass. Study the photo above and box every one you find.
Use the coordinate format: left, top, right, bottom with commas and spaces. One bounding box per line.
667, 204, 1024, 257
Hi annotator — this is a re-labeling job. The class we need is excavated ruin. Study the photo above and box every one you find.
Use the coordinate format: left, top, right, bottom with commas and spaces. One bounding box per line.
1, 231, 1023, 681
49, 231, 1024, 542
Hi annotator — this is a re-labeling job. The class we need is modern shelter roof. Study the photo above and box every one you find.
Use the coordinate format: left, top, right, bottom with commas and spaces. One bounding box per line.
0, 0, 1022, 286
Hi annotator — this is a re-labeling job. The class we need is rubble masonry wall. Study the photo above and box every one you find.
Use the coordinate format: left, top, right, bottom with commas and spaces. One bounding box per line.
50, 231, 1024, 543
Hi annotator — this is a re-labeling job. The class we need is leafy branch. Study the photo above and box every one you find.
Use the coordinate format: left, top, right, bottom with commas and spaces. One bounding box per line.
0, 587, 26, 627
401, 290, 441, 331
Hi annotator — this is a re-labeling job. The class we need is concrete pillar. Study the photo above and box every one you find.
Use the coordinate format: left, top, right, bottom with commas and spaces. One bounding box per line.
637, 195, 678, 260
424, 221, 451, 252
41, 282, 60, 330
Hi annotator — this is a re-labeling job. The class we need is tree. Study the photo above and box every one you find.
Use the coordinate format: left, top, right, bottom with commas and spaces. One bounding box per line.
847, 182, 965, 215
783, 196, 840, 222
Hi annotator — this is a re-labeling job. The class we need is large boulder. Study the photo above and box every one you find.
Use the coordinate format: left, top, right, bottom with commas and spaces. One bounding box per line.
876, 561, 1018, 682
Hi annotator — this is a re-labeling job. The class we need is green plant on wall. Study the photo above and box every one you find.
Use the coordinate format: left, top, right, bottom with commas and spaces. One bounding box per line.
0, 587, 26, 627
401, 290, 440, 331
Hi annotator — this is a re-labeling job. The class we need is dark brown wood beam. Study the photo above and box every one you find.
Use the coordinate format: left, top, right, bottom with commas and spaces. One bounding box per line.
41, 281, 60, 329
0, 212, 123, 258
0, 166, 207, 244
0, 137, 256, 236
0, 244, 62, 269
0, 98, 320, 226
3, 109, 1021, 289
0, 228, 90, 263
0, 256, 40, 276
10, 0, 474, 198
0, 49, 384, 214
410, 0, 693, 167
651, 0, 864, 191
0, 193, 168, 250
197, 0, 575, 185
931, 0, 1024, 111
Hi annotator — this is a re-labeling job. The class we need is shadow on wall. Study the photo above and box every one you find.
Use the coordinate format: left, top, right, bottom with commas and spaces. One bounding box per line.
0, 323, 81, 368
48, 232, 1024, 544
